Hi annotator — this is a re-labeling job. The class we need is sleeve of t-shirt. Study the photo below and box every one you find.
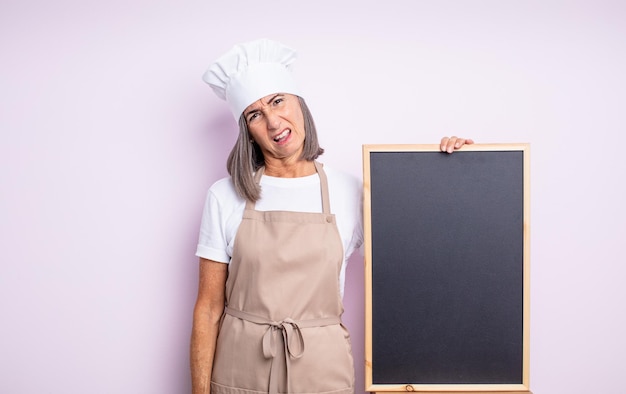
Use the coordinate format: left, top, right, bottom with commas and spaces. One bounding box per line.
356, 189, 365, 257
339, 169, 364, 260
354, 177, 365, 257
195, 188, 231, 263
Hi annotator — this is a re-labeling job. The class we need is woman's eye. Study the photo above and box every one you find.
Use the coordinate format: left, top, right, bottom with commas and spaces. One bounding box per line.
248, 112, 259, 122
273, 98, 283, 105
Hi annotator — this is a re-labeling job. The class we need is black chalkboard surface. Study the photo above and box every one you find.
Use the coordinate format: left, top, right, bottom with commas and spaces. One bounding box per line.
363, 144, 531, 394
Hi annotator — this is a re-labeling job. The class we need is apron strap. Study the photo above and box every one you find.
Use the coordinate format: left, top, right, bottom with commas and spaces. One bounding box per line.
225, 307, 341, 394
313, 161, 332, 215
245, 161, 332, 214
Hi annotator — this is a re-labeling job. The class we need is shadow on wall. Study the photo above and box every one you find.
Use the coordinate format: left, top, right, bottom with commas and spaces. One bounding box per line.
204, 108, 239, 179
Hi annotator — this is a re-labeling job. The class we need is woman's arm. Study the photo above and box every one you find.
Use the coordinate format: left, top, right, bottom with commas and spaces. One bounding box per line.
190, 258, 228, 394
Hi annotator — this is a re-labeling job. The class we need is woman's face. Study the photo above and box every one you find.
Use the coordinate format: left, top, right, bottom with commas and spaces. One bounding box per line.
243, 93, 306, 163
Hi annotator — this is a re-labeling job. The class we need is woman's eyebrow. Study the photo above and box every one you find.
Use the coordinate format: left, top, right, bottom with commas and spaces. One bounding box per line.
245, 94, 284, 118
243, 108, 258, 118
265, 94, 282, 104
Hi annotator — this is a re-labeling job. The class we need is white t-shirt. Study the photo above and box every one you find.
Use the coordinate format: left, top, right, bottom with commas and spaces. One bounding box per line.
196, 165, 363, 295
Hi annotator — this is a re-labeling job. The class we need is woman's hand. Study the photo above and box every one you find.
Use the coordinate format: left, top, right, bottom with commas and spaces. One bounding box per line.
440, 136, 474, 154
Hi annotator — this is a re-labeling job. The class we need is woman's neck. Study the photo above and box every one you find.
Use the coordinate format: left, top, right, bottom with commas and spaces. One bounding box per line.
263, 158, 316, 178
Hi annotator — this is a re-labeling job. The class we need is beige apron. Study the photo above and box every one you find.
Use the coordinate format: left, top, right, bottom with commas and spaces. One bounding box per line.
211, 161, 354, 394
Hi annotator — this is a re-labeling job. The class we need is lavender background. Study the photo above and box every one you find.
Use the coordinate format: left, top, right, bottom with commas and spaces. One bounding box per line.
1, 1, 625, 393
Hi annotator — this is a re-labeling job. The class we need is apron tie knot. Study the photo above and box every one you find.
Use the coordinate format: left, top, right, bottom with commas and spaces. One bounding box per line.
262, 318, 305, 360
224, 307, 341, 394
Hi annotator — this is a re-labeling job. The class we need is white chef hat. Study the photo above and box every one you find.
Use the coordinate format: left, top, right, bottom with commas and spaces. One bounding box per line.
203, 38, 302, 120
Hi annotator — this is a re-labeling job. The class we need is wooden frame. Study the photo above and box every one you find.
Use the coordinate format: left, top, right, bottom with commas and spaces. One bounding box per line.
363, 144, 531, 394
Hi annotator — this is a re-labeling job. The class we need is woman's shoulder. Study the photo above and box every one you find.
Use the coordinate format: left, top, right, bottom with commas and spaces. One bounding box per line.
208, 175, 234, 193
320, 164, 362, 210
207, 176, 245, 205
321, 164, 362, 191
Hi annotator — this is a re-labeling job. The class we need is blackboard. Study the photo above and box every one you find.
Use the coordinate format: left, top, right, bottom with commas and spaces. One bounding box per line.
363, 144, 531, 394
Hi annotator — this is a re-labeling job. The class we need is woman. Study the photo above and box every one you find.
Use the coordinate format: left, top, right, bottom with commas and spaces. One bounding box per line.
190, 39, 472, 394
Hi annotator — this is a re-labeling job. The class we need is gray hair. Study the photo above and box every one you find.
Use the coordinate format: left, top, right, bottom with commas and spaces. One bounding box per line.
226, 96, 324, 202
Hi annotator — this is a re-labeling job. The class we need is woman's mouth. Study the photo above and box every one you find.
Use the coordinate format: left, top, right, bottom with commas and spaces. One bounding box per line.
273, 129, 291, 143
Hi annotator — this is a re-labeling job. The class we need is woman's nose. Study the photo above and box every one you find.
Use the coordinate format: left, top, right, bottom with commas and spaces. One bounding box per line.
265, 110, 280, 130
